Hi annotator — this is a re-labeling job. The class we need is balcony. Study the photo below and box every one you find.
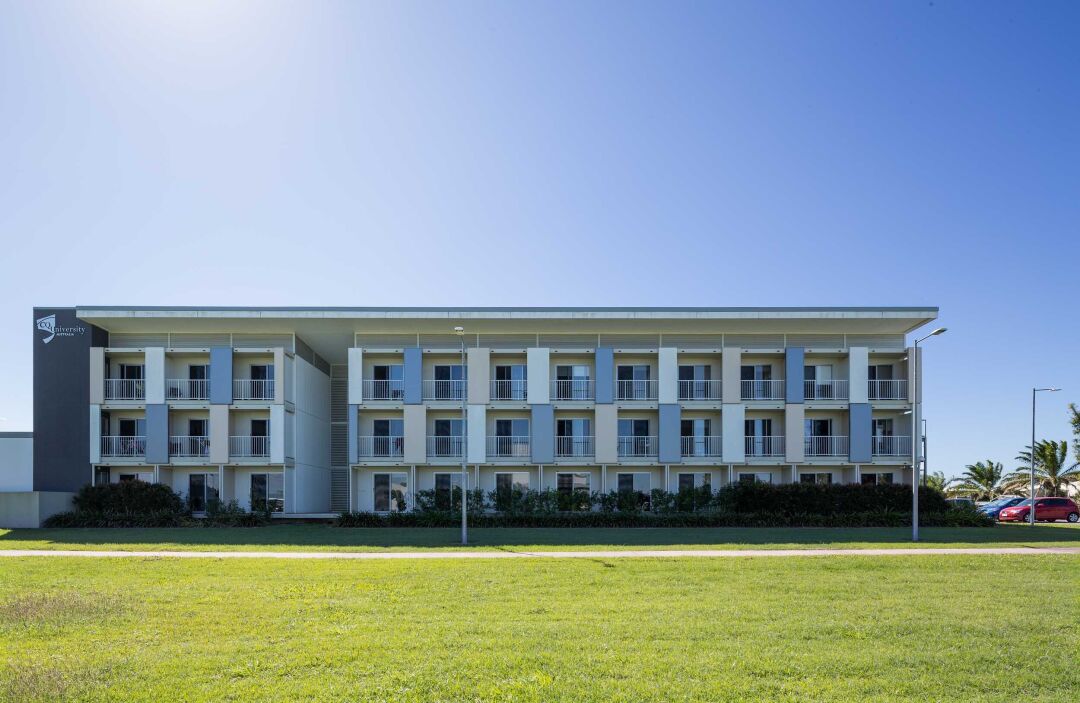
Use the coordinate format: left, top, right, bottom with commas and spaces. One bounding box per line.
169, 435, 210, 458
551, 379, 595, 401
358, 436, 404, 459
804, 435, 848, 457
869, 380, 909, 401
556, 435, 594, 458
101, 435, 146, 458
422, 380, 466, 402
618, 435, 657, 458
234, 379, 275, 401
361, 379, 403, 401
681, 436, 721, 457
487, 436, 530, 458
678, 380, 721, 401
167, 379, 209, 401
490, 380, 527, 401
741, 380, 784, 401
615, 380, 658, 401
804, 379, 848, 401
745, 436, 785, 458
427, 435, 465, 458
104, 379, 145, 401
872, 435, 911, 457
230, 435, 270, 458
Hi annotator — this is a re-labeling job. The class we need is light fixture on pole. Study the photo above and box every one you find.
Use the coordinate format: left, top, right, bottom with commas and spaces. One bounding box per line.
1029, 387, 1060, 526
912, 326, 946, 542
454, 326, 468, 545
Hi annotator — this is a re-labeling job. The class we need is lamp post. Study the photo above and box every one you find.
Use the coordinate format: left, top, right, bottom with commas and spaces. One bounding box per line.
454, 326, 468, 545
1029, 387, 1060, 526
912, 327, 946, 542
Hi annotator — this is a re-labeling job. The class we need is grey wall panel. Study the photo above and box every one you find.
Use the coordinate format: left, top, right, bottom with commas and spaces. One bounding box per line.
785, 347, 805, 403
595, 347, 614, 404
347, 404, 358, 465
658, 403, 682, 464
404, 347, 422, 404
531, 404, 554, 464
145, 404, 169, 465
849, 403, 872, 463
209, 346, 233, 404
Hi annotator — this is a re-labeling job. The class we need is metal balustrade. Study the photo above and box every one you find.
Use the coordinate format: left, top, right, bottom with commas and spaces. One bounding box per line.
230, 435, 270, 457
804, 435, 848, 457
803, 379, 849, 401
234, 379, 275, 401
740, 379, 785, 400
618, 435, 658, 458
680, 436, 721, 457
101, 436, 146, 457
490, 380, 527, 401
167, 379, 209, 400
170, 435, 210, 458
361, 379, 404, 401
872, 435, 911, 456
868, 379, 909, 400
358, 436, 405, 458
551, 379, 595, 401
555, 435, 594, 457
745, 436, 786, 457
487, 436, 531, 458
678, 380, 721, 401
427, 435, 465, 458
615, 380, 658, 401
104, 379, 145, 400
422, 380, 466, 401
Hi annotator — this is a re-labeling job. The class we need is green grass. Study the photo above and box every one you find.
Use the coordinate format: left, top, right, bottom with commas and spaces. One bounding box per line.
1, 523, 1077, 553
1, 554, 1077, 701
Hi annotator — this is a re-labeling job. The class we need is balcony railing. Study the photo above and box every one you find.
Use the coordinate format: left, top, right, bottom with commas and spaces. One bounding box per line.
869, 379, 909, 401
804, 379, 849, 401
741, 379, 785, 401
681, 436, 721, 457
551, 379, 595, 401
615, 380, 658, 401
101, 435, 145, 457
618, 435, 657, 458
556, 435, 594, 458
490, 380, 527, 401
487, 436, 530, 458
167, 379, 209, 400
422, 380, 466, 401
230, 435, 270, 457
358, 436, 404, 458
427, 435, 465, 458
872, 435, 911, 456
170, 435, 210, 458
104, 379, 145, 400
745, 436, 786, 457
804, 435, 848, 457
234, 379, 275, 401
678, 380, 721, 401
362, 379, 404, 401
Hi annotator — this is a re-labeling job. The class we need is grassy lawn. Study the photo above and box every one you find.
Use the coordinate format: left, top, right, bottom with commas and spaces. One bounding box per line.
1, 554, 1077, 702
0, 523, 1077, 553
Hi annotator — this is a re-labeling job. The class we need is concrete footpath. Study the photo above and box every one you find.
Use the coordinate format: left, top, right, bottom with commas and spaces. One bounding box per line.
1, 547, 1078, 559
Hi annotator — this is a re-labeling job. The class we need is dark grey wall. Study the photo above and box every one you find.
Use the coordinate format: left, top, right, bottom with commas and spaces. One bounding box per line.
32, 307, 107, 492
530, 404, 554, 463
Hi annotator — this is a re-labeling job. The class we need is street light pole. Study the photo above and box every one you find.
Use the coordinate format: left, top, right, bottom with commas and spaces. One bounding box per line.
912, 327, 946, 542
1030, 387, 1061, 526
455, 326, 468, 545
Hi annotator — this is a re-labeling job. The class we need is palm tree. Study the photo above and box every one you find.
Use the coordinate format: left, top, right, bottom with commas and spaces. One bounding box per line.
1003, 440, 1080, 497
925, 471, 948, 493
946, 460, 1005, 501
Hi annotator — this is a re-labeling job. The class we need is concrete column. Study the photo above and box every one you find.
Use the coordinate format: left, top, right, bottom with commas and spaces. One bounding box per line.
145, 347, 165, 405
849, 403, 872, 463
658, 347, 678, 403
89, 348, 105, 405
594, 404, 618, 463
785, 347, 805, 404
210, 347, 234, 404
270, 405, 285, 463
273, 349, 286, 404
848, 347, 869, 404
467, 404, 487, 463
658, 404, 682, 464
527, 348, 550, 404
347, 404, 359, 464
404, 405, 427, 463
907, 346, 920, 403
89, 404, 102, 463
530, 404, 554, 463
721, 348, 742, 402
347, 348, 363, 404
467, 348, 490, 404
721, 404, 745, 463
209, 405, 229, 464
145, 404, 169, 464
404, 347, 422, 404
595, 347, 614, 404
785, 404, 805, 463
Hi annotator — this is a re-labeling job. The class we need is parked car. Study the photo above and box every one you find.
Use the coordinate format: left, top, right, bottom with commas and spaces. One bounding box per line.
997, 497, 1080, 523
946, 497, 975, 508
978, 496, 1025, 519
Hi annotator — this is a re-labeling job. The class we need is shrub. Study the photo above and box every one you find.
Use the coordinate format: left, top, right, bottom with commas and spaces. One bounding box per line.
43, 511, 192, 528
72, 481, 186, 516
715, 482, 949, 515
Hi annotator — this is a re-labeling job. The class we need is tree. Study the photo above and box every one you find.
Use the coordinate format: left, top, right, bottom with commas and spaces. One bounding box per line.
946, 460, 1005, 501
1003, 440, 1080, 497
925, 471, 948, 493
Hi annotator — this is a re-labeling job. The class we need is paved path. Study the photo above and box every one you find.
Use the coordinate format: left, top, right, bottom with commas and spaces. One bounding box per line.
1, 547, 1078, 559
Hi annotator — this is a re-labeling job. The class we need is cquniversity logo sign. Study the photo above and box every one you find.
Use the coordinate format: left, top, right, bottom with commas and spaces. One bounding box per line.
36, 314, 85, 344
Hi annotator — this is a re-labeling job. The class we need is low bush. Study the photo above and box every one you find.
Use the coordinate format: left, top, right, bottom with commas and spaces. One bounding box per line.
46, 483, 275, 528
43, 510, 191, 528
72, 481, 186, 515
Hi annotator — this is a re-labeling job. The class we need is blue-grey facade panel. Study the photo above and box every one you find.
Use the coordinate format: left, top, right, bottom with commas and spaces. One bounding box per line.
145, 404, 169, 464
404, 347, 422, 404
531, 404, 554, 464
658, 403, 682, 464
785, 347, 805, 404
209, 346, 233, 404
347, 404, 358, 464
849, 403, 872, 463
595, 347, 614, 404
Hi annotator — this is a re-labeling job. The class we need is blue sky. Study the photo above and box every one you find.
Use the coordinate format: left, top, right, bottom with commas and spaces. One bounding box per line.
1, 1, 1078, 479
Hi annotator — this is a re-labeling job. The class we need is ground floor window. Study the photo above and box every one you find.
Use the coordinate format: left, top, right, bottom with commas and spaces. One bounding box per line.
251, 473, 284, 513
188, 473, 219, 513
861, 472, 894, 485
739, 472, 772, 484
118, 473, 138, 482
374, 472, 408, 512
494, 472, 531, 510
433, 472, 463, 510
556, 472, 591, 511
94, 467, 110, 486
617, 472, 652, 509
678, 473, 711, 491
800, 472, 833, 485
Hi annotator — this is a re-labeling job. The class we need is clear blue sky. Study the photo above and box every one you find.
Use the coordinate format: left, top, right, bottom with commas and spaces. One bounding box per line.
1, 1, 1077, 479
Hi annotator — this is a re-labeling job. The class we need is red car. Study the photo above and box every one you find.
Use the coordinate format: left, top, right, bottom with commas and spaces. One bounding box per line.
997, 497, 1079, 523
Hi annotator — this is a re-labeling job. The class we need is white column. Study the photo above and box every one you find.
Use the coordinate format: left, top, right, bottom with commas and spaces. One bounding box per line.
404, 405, 426, 464
467, 404, 487, 463
594, 404, 618, 464
89, 347, 105, 405
145, 347, 165, 404
658, 347, 678, 403
467, 348, 490, 404
527, 348, 550, 404
347, 348, 363, 404
273, 349, 286, 404
209, 405, 230, 464
848, 347, 868, 403
270, 405, 286, 463
721, 404, 746, 463
89, 404, 102, 464
721, 347, 742, 402
785, 404, 805, 463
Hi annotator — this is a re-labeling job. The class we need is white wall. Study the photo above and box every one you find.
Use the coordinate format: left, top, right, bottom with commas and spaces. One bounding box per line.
0, 435, 33, 492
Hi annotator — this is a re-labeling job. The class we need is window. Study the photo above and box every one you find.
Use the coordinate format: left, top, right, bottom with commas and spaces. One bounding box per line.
556, 418, 592, 456
371, 365, 404, 399
119, 363, 144, 380
433, 365, 466, 400
188, 364, 208, 381
188, 419, 208, 437
616, 365, 651, 399
118, 418, 146, 437
118, 474, 138, 482
188, 473, 219, 513
554, 364, 591, 399
373, 472, 408, 512
861, 472, 894, 485
495, 472, 531, 509
740, 364, 772, 381
617, 473, 652, 508
372, 419, 404, 456
678, 365, 712, 399
741, 364, 773, 399
434, 472, 463, 509
251, 473, 284, 513
804, 364, 834, 399
94, 467, 110, 487
618, 418, 651, 456
678, 473, 712, 491
557, 472, 590, 493
867, 364, 894, 381
431, 419, 464, 457
618, 419, 649, 437
493, 418, 529, 456
800, 472, 833, 485
680, 418, 712, 456
250, 364, 274, 380
744, 418, 774, 456
738, 472, 772, 484
493, 365, 527, 399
